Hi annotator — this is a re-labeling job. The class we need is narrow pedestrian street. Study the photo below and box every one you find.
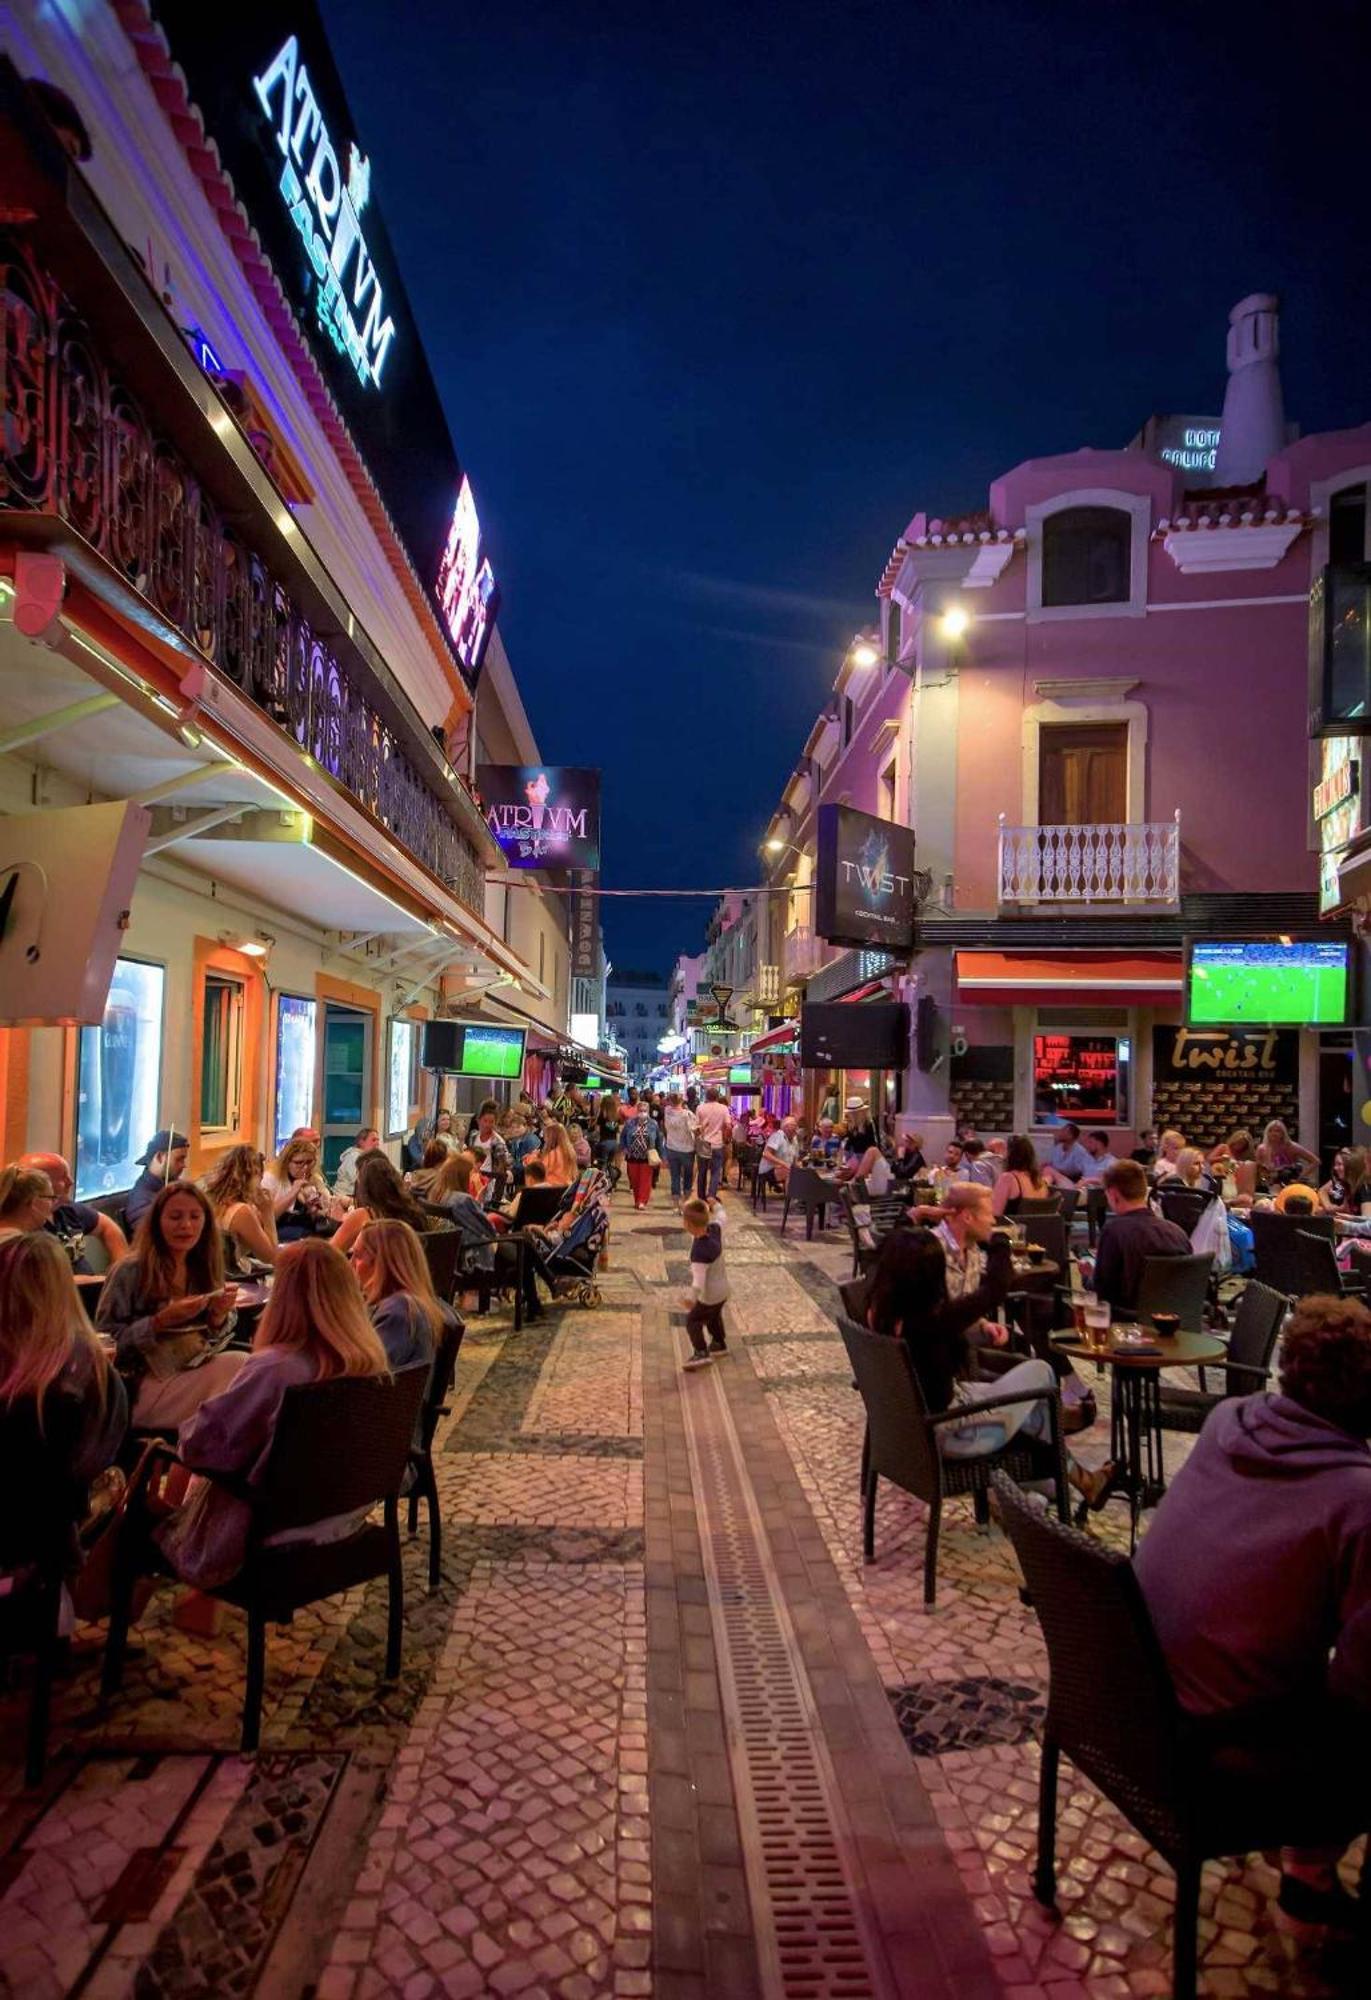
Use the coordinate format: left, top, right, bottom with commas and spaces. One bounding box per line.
0, 1181, 1354, 2000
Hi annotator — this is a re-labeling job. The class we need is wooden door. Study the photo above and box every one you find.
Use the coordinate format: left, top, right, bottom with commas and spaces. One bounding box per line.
1039, 724, 1127, 826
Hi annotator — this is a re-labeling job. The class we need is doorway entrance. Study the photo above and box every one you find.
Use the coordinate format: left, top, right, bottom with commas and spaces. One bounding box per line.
1039, 723, 1128, 825
320, 1003, 373, 1178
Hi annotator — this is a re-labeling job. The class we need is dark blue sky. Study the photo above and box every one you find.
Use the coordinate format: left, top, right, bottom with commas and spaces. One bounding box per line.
323, 0, 1370, 976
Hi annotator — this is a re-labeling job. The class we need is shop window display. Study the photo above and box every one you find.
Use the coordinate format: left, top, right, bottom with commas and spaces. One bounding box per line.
75, 959, 165, 1199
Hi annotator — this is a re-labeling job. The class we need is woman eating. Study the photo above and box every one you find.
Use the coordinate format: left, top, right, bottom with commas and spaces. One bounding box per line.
348, 1216, 460, 1370
535, 1119, 579, 1189
991, 1136, 1053, 1217
154, 1239, 394, 1590
263, 1137, 331, 1241
96, 1183, 245, 1429
865, 1227, 1113, 1506
203, 1146, 279, 1270
0, 1232, 129, 1578
331, 1154, 434, 1256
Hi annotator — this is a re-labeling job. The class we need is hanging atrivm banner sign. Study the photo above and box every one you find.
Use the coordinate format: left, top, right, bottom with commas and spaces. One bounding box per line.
476, 767, 602, 872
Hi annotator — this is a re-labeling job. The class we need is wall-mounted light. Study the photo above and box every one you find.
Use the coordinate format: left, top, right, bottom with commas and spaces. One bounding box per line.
940, 604, 970, 642
220, 929, 275, 961
848, 637, 881, 671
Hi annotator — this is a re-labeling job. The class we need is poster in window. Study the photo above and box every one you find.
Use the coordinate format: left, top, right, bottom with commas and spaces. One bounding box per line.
387, 1018, 416, 1138
75, 959, 165, 1199
273, 995, 318, 1154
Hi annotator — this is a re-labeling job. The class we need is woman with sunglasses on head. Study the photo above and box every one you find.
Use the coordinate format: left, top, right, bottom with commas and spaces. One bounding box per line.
96, 1182, 245, 1430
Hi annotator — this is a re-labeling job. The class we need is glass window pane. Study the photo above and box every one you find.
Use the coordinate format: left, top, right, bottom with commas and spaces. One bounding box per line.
1033, 1034, 1119, 1124
1042, 507, 1130, 607
75, 960, 165, 1199
274, 996, 318, 1154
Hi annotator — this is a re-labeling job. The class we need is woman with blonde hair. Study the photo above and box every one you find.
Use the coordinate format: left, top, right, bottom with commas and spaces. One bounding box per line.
1208, 1128, 1258, 1204
263, 1136, 331, 1241
331, 1153, 433, 1255
156, 1239, 392, 1589
202, 1145, 279, 1269
350, 1217, 460, 1369
0, 1233, 128, 1561
535, 1119, 578, 1189
96, 1182, 245, 1430
0, 1164, 57, 1239
1257, 1118, 1320, 1188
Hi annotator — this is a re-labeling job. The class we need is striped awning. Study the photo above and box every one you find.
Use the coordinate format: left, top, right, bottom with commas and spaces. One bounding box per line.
955, 950, 1182, 1008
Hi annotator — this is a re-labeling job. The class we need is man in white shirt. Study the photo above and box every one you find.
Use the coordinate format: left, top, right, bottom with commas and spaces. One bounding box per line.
953, 1138, 998, 1189
762, 1116, 800, 1190
694, 1089, 733, 1200
1045, 1122, 1094, 1185
1080, 1129, 1119, 1183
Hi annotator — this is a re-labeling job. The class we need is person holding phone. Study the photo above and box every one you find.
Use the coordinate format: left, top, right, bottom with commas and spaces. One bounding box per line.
96, 1182, 245, 1430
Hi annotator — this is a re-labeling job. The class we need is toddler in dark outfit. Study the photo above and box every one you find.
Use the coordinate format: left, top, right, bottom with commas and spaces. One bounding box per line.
681, 1197, 729, 1368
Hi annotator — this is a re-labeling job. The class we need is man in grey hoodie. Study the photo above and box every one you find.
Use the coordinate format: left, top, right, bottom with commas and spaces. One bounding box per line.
1135, 1294, 1371, 1930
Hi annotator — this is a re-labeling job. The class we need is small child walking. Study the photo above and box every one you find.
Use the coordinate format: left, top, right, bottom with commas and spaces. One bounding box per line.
681, 1196, 729, 1368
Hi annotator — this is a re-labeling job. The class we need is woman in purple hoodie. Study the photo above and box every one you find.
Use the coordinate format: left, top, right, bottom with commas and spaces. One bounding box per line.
1135, 1294, 1371, 1931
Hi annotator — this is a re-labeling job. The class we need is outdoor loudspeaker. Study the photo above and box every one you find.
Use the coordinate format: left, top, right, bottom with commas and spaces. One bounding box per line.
0, 801, 150, 1025
915, 994, 939, 1072
421, 1019, 462, 1070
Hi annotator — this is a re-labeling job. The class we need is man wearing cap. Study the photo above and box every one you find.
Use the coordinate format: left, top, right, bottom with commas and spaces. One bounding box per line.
17, 1151, 128, 1272
125, 1127, 189, 1232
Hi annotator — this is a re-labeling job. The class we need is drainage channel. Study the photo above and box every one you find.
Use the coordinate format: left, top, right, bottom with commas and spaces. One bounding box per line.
678, 1363, 895, 2000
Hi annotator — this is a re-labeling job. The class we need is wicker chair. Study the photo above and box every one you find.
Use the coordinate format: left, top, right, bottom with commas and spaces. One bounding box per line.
837, 1315, 1067, 1606
838, 1276, 871, 1324
1250, 1209, 1334, 1298
407, 1315, 466, 1588
1295, 1228, 1366, 1301
779, 1165, 832, 1240
1157, 1280, 1285, 1435
1154, 1186, 1212, 1235
103, 1367, 428, 1751
992, 1470, 1369, 2000
0, 1394, 87, 1785
1135, 1252, 1213, 1333
1019, 1212, 1068, 1269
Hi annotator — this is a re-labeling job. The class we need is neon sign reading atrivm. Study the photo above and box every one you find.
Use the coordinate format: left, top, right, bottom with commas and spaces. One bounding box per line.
252, 35, 396, 390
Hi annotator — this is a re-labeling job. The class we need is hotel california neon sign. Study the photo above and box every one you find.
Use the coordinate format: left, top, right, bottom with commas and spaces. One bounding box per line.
252, 35, 397, 390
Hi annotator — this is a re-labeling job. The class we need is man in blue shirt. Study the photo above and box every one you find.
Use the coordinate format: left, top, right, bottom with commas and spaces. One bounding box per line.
1046, 1121, 1094, 1185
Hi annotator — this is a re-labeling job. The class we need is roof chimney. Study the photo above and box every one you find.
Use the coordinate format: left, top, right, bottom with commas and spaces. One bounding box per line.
1213, 293, 1285, 485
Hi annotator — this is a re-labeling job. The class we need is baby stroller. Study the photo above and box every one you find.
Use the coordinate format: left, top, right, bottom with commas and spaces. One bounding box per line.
526, 1168, 612, 1305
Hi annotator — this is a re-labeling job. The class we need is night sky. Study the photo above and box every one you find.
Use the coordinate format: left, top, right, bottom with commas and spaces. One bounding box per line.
322, 0, 1370, 977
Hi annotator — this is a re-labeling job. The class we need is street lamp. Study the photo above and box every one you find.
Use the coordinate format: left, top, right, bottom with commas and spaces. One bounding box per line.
848, 636, 881, 670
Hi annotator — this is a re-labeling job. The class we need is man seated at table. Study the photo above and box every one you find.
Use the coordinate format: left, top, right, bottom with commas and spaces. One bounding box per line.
942, 1139, 965, 1175
1090, 1159, 1191, 1314
1045, 1121, 1094, 1186
762, 1116, 800, 1189
1079, 1129, 1119, 1183
1135, 1294, 1371, 1931
16, 1151, 127, 1271
952, 1137, 997, 1189
812, 1117, 841, 1162
124, 1127, 189, 1233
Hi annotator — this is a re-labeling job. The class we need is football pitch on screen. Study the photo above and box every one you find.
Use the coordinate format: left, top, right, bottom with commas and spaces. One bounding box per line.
1190, 962, 1346, 1024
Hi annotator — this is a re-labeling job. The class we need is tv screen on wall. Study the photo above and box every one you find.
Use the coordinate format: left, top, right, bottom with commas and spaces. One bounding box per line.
1185, 938, 1350, 1027
800, 1002, 910, 1070
457, 1025, 527, 1079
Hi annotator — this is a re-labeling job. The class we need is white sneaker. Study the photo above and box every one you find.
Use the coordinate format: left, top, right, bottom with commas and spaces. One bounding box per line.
683, 1351, 713, 1370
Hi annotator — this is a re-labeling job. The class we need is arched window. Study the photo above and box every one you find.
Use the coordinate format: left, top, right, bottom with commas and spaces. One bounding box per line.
1041, 506, 1132, 607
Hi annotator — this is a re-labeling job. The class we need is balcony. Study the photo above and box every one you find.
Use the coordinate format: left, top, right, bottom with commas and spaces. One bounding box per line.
998, 815, 1181, 908
0, 153, 489, 915
783, 925, 835, 982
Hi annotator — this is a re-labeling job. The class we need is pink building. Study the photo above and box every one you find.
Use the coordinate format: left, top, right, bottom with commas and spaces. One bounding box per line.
766, 296, 1371, 1160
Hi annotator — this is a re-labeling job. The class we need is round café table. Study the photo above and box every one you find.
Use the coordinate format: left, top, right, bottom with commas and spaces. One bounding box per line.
1050, 1325, 1226, 1547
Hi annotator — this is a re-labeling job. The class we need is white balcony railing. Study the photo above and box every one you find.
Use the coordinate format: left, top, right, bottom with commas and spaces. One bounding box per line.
783, 925, 833, 981
998, 814, 1181, 906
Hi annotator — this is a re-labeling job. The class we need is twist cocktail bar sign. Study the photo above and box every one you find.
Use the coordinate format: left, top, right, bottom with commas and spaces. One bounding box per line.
814, 805, 917, 952
252, 35, 395, 390
1151, 1025, 1298, 1147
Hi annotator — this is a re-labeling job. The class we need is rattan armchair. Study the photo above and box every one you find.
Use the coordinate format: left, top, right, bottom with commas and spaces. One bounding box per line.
1157, 1280, 1285, 1434
838, 1316, 1067, 1607
993, 1470, 1369, 2000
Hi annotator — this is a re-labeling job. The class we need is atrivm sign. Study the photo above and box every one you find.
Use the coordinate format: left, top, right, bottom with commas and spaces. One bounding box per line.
253, 35, 397, 389
476, 767, 602, 872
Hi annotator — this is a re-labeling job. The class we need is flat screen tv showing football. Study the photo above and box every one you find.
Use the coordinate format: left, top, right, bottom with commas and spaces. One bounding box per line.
1185, 938, 1350, 1027
456, 1024, 527, 1079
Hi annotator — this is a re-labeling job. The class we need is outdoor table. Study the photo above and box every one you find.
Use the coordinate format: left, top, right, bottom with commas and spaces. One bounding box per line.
231, 1278, 272, 1340
1009, 1256, 1059, 1290
1051, 1324, 1226, 1548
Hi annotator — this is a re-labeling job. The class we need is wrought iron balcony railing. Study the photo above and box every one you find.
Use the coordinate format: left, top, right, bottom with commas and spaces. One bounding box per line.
998, 814, 1181, 906
0, 230, 485, 914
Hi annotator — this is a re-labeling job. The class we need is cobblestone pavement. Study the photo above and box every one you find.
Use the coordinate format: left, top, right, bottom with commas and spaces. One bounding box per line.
0, 1183, 1362, 1997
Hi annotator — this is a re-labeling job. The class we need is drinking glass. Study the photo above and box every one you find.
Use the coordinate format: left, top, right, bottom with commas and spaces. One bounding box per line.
1083, 1295, 1111, 1349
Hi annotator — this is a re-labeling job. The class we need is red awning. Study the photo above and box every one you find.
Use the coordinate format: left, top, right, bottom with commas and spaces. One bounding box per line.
955, 950, 1182, 1008
838, 981, 888, 1004
749, 1020, 800, 1053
